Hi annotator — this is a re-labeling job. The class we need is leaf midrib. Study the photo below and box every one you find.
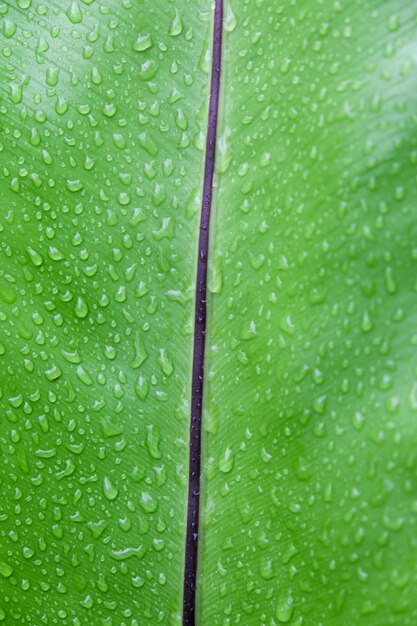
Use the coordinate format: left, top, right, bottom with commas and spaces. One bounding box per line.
183, 1, 224, 624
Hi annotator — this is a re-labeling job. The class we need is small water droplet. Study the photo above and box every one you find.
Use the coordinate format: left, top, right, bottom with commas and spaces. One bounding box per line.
103, 476, 118, 501
218, 447, 234, 473
169, 9, 183, 37
74, 296, 89, 319
133, 33, 153, 51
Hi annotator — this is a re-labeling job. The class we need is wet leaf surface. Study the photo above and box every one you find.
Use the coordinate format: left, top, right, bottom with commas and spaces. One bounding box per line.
1, 1, 417, 625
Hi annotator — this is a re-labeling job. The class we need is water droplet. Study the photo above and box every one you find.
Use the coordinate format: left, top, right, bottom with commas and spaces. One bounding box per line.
169, 9, 183, 37
133, 33, 153, 52
0, 560, 13, 578
27, 246, 43, 267
130, 333, 147, 369
66, 179, 83, 192
224, 5, 237, 32
66, 1, 83, 24
103, 476, 118, 501
138, 60, 158, 81
158, 348, 174, 376
276, 592, 295, 623
74, 296, 89, 319
3, 18, 16, 39
146, 424, 161, 459
218, 447, 234, 473
139, 491, 158, 513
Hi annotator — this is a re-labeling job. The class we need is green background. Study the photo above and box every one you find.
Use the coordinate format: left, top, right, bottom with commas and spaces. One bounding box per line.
1, 0, 417, 624
200, 1, 417, 624
0, 0, 211, 623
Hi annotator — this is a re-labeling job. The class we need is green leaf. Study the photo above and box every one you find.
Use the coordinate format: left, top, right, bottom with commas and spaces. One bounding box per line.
1, 0, 416, 625
199, 2, 417, 625
0, 0, 211, 623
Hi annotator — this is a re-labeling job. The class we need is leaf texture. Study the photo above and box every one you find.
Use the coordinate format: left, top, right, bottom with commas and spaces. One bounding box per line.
0, 0, 211, 623
1, 0, 417, 625
200, 2, 417, 624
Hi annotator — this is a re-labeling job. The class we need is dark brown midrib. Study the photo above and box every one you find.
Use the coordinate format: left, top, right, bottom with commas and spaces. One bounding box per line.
183, 1, 223, 625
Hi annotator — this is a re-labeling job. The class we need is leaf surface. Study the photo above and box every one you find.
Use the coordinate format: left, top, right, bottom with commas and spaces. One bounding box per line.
199, 1, 417, 624
0, 0, 211, 623
1, 1, 417, 625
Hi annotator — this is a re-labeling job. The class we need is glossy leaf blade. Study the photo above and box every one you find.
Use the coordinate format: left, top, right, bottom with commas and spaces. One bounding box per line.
199, 1, 417, 624
0, 1, 211, 623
